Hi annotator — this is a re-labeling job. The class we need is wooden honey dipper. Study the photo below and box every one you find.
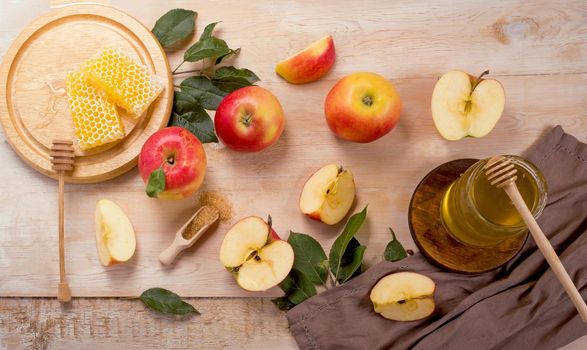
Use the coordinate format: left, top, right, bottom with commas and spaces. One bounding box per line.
50, 140, 74, 303
485, 155, 587, 322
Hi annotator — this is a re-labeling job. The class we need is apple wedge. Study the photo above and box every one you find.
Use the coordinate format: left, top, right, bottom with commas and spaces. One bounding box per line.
300, 164, 356, 225
275, 35, 335, 84
431, 70, 505, 140
95, 199, 136, 266
370, 272, 436, 321
219, 216, 294, 292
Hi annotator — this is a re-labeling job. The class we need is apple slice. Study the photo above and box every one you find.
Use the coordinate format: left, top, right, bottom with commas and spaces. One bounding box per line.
431, 70, 505, 140
370, 272, 436, 321
219, 216, 294, 292
275, 35, 335, 84
95, 199, 136, 266
299, 164, 356, 225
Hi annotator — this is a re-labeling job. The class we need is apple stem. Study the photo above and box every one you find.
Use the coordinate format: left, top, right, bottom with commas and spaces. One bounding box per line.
172, 60, 186, 74
464, 70, 490, 114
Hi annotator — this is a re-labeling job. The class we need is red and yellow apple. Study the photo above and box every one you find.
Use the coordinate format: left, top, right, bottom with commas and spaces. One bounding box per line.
275, 35, 335, 84
138, 126, 207, 200
370, 272, 436, 321
431, 70, 505, 140
299, 164, 356, 225
215, 86, 285, 152
325, 72, 402, 143
95, 199, 136, 267
219, 216, 294, 291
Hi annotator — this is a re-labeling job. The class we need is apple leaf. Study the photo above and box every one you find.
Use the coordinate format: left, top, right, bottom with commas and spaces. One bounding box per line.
329, 206, 368, 284
215, 48, 241, 65
173, 90, 201, 115
146, 167, 166, 198
170, 111, 218, 144
184, 36, 231, 63
212, 66, 260, 93
335, 237, 366, 283
200, 22, 219, 39
287, 232, 328, 284
271, 297, 296, 311
278, 269, 317, 305
140, 287, 199, 316
152, 9, 197, 48
383, 227, 408, 262
180, 76, 228, 110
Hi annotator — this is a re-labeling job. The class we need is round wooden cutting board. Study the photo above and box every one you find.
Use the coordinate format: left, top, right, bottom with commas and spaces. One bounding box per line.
0, 4, 173, 183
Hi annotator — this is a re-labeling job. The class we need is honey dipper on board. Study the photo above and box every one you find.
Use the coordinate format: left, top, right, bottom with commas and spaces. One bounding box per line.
50, 140, 74, 302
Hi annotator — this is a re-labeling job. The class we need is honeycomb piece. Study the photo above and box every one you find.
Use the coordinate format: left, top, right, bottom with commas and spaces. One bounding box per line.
81, 47, 164, 117
65, 71, 125, 151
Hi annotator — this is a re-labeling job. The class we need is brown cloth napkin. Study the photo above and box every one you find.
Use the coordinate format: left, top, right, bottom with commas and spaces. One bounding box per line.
286, 126, 587, 350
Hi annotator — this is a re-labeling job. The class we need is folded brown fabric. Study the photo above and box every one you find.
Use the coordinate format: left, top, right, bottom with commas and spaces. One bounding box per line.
286, 126, 587, 350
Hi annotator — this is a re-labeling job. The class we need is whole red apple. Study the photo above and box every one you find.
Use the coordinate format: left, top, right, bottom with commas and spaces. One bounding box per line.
325, 72, 402, 143
138, 126, 207, 200
214, 86, 285, 152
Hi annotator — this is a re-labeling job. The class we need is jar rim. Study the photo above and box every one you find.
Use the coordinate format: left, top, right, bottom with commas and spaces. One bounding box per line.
463, 155, 548, 230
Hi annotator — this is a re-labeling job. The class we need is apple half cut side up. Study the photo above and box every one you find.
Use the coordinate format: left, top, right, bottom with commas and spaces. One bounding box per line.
299, 164, 356, 225
219, 216, 294, 292
431, 70, 505, 141
370, 272, 436, 321
95, 199, 136, 267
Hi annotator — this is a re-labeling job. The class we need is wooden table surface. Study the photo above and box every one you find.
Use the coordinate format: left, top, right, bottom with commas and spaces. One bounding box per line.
1, 0, 586, 348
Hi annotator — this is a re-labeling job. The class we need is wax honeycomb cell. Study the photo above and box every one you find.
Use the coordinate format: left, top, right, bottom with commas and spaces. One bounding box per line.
65, 71, 125, 150
81, 47, 164, 117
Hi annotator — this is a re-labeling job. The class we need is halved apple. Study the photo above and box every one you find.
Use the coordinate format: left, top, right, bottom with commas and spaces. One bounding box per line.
275, 35, 335, 84
431, 70, 505, 140
370, 272, 436, 321
300, 164, 356, 225
219, 216, 294, 291
95, 199, 136, 266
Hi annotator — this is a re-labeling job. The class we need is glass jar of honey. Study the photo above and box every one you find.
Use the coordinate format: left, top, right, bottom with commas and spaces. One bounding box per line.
440, 155, 547, 247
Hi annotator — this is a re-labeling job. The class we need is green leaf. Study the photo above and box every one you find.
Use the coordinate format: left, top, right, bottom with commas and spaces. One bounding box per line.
287, 232, 328, 284
152, 9, 196, 48
329, 206, 368, 283
279, 269, 316, 304
271, 297, 296, 311
200, 22, 219, 39
170, 112, 218, 143
140, 287, 199, 316
212, 66, 260, 92
215, 48, 240, 65
184, 36, 231, 62
146, 167, 166, 198
335, 237, 366, 283
173, 90, 201, 115
384, 227, 408, 262
180, 76, 228, 110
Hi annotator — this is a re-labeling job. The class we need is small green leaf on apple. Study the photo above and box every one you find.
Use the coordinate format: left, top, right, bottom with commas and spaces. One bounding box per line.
383, 227, 408, 262
152, 9, 197, 48
329, 206, 368, 283
287, 232, 328, 284
146, 167, 166, 198
140, 287, 199, 316
170, 111, 218, 143
212, 66, 260, 93
180, 76, 228, 110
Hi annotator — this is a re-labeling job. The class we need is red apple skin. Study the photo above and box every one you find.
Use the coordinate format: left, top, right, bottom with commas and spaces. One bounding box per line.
275, 35, 335, 84
269, 228, 281, 241
325, 72, 402, 143
215, 86, 285, 152
138, 127, 207, 200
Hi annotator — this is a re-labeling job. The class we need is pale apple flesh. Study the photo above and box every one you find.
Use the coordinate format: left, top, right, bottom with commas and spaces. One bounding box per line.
95, 199, 136, 267
370, 272, 436, 321
299, 164, 356, 225
275, 35, 335, 84
431, 70, 505, 141
219, 216, 294, 292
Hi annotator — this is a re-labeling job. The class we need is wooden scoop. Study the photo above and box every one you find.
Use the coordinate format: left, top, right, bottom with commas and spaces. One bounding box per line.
159, 205, 220, 266
50, 140, 74, 303
485, 155, 587, 322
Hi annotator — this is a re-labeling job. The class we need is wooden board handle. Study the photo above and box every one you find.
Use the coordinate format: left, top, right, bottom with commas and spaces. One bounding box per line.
504, 184, 587, 322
